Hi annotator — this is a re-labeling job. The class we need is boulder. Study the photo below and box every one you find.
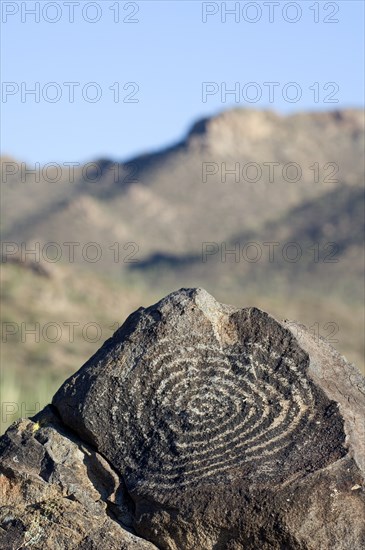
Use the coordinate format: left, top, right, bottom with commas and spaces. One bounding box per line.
1, 288, 364, 549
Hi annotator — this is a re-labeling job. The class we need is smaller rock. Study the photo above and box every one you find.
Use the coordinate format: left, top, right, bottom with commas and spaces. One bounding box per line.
0, 406, 157, 550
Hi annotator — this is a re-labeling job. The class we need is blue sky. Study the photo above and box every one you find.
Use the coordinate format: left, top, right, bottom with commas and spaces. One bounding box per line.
1, 0, 364, 164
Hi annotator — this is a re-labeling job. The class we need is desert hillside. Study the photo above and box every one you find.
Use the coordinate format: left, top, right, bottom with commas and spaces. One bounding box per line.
1, 108, 364, 432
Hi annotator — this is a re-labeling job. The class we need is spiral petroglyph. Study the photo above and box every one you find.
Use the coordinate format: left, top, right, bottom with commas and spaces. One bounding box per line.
106, 333, 344, 493
53, 288, 347, 498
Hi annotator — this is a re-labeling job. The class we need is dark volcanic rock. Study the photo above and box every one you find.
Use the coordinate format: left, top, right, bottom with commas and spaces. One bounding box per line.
1, 288, 365, 549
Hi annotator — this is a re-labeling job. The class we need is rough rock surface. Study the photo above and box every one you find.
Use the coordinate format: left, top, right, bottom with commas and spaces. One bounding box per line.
0, 406, 158, 550
1, 288, 365, 549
